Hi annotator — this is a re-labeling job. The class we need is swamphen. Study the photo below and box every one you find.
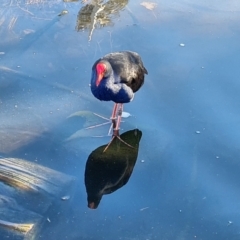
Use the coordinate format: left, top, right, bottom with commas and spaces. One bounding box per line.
90, 51, 147, 151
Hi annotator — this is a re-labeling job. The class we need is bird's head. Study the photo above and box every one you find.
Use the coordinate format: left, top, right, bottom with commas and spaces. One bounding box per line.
94, 60, 111, 87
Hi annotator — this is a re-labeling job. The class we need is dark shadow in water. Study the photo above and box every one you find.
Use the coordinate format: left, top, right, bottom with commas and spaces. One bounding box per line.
76, 0, 128, 40
85, 129, 142, 209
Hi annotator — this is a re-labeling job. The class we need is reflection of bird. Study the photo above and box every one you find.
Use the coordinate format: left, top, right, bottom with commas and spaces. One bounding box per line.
90, 51, 147, 150
85, 129, 142, 209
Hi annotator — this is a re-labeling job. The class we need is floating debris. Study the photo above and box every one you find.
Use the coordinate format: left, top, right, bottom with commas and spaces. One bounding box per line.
227, 220, 233, 226
23, 29, 35, 35
140, 2, 157, 18
141, 160, 145, 163
0, 52, 5, 55
140, 207, 149, 211
61, 195, 70, 201
195, 130, 201, 134
122, 112, 131, 118
179, 43, 185, 47
140, 2, 157, 10
58, 10, 69, 16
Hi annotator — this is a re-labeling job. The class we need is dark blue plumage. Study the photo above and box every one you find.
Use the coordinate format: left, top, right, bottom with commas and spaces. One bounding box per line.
91, 68, 134, 103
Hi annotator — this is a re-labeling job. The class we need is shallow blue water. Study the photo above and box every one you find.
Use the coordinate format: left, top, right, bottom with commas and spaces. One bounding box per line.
1, 0, 240, 239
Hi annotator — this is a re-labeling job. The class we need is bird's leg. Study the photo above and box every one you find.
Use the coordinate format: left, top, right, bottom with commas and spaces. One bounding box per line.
108, 103, 122, 136
108, 103, 118, 135
110, 103, 118, 122
115, 103, 123, 130
108, 103, 125, 135
103, 104, 134, 152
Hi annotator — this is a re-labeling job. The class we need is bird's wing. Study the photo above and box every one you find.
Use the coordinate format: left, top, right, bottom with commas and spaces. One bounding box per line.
103, 51, 147, 92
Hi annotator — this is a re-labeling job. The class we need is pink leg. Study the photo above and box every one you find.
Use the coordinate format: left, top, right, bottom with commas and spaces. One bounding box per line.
110, 103, 118, 120
115, 103, 123, 130
112, 103, 123, 136
107, 103, 118, 135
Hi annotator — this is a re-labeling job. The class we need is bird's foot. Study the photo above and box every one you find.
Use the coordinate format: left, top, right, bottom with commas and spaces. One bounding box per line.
84, 112, 111, 130
103, 129, 134, 152
85, 113, 124, 136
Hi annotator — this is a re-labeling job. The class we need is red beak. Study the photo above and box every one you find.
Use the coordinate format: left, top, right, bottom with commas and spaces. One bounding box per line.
96, 72, 104, 87
95, 63, 106, 87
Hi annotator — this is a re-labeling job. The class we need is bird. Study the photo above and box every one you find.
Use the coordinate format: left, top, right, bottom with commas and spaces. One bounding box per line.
90, 51, 148, 151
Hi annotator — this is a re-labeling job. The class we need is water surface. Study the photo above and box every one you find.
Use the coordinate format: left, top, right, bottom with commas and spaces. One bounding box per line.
1, 0, 240, 239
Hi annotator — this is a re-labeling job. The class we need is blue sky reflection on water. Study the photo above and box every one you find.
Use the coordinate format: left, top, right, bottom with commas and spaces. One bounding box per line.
1, 0, 240, 239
